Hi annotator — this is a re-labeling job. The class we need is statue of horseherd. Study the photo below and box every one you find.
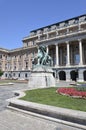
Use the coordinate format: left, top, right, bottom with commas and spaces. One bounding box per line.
32, 45, 53, 67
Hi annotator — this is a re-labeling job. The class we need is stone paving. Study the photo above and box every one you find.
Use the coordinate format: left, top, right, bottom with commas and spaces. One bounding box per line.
56, 81, 76, 87
0, 83, 28, 111
0, 81, 85, 130
0, 109, 83, 130
0, 81, 73, 111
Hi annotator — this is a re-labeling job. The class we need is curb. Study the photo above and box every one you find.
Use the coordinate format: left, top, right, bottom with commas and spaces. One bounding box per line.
7, 90, 86, 129
0, 82, 14, 86
7, 105, 86, 130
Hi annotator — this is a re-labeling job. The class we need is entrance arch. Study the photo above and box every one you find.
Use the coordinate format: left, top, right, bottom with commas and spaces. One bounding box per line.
83, 71, 86, 81
70, 70, 78, 81
59, 71, 66, 80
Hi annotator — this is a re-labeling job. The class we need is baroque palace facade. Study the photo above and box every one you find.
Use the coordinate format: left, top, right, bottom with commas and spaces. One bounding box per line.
0, 14, 86, 82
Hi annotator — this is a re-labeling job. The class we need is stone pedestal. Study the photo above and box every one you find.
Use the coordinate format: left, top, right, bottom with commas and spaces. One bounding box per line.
28, 66, 56, 88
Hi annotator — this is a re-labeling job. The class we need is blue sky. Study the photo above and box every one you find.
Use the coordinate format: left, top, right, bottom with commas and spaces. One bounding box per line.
0, 0, 86, 49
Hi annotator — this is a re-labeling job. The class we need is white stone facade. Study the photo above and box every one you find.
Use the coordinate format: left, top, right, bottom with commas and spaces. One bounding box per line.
1, 14, 86, 81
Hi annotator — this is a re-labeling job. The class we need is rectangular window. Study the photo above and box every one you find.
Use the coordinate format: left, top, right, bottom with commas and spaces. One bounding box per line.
0, 55, 2, 59
74, 54, 80, 64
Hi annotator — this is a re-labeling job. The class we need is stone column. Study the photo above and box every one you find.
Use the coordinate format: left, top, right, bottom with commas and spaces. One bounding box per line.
60, 48, 62, 65
16, 56, 18, 71
56, 44, 59, 66
46, 45, 49, 54
79, 39, 83, 65
66, 41, 70, 66
11, 57, 14, 71
66, 70, 71, 81
78, 69, 84, 82
2, 55, 5, 71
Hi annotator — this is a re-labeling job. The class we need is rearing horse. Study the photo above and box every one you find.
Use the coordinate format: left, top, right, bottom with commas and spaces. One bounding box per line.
32, 45, 53, 66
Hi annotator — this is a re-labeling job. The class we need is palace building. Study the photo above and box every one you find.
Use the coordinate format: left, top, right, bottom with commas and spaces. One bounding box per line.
0, 14, 86, 82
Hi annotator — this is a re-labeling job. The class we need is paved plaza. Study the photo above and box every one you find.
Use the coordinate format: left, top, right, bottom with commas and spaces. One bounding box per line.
0, 81, 72, 112
0, 83, 28, 111
0, 82, 85, 130
0, 108, 83, 130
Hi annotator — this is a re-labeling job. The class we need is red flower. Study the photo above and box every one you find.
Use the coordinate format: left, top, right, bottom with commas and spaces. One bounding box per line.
57, 88, 86, 98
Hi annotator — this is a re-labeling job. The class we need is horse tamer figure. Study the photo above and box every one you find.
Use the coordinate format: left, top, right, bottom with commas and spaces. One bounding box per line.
32, 45, 53, 67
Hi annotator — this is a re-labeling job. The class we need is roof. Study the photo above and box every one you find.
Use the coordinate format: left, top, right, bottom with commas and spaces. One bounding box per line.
0, 47, 9, 53
30, 14, 86, 32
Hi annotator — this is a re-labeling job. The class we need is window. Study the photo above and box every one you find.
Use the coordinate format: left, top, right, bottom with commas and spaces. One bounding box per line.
74, 54, 80, 64
25, 73, 27, 78
5, 56, 7, 59
5, 73, 7, 77
18, 73, 20, 77
26, 62, 28, 69
5, 64, 7, 70
13, 73, 15, 77
64, 55, 67, 64
0, 55, 2, 59
20, 55, 21, 58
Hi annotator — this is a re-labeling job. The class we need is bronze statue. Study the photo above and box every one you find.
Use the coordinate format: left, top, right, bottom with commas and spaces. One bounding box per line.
32, 45, 53, 67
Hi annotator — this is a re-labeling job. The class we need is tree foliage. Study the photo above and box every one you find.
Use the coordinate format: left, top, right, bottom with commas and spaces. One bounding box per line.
0, 70, 3, 77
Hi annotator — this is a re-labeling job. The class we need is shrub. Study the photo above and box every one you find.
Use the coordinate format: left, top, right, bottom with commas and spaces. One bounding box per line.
0, 70, 3, 77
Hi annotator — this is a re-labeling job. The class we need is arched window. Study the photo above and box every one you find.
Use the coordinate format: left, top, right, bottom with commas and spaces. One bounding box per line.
83, 71, 86, 81
70, 70, 78, 81
59, 71, 66, 80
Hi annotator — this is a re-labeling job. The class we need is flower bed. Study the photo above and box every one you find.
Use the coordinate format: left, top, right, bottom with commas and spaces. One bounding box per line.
56, 88, 86, 98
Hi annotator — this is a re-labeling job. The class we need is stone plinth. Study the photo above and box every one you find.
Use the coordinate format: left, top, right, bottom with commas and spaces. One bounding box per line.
28, 66, 56, 88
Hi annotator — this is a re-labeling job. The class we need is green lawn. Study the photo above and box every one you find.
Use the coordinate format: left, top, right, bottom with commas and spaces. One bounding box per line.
77, 82, 86, 84
20, 87, 86, 112
0, 80, 11, 84
0, 79, 27, 84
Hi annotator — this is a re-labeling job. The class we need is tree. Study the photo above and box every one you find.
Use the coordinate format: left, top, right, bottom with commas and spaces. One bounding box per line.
0, 70, 3, 77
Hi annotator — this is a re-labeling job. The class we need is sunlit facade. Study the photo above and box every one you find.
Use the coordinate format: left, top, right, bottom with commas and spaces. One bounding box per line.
1, 14, 86, 82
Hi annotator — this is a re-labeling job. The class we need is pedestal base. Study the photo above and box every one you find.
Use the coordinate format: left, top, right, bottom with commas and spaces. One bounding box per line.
28, 66, 56, 88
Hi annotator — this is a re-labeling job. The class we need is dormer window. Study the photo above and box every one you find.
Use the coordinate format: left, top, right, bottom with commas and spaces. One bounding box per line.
59, 22, 65, 28
30, 32, 35, 36
69, 19, 75, 25
79, 16, 86, 23
51, 25, 56, 30
43, 28, 48, 32
37, 30, 42, 34
74, 19, 78, 24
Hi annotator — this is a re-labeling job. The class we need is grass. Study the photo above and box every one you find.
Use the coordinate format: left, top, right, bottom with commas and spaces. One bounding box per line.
76, 86, 86, 91
20, 87, 86, 112
76, 82, 86, 91
77, 82, 86, 84
0, 79, 28, 84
